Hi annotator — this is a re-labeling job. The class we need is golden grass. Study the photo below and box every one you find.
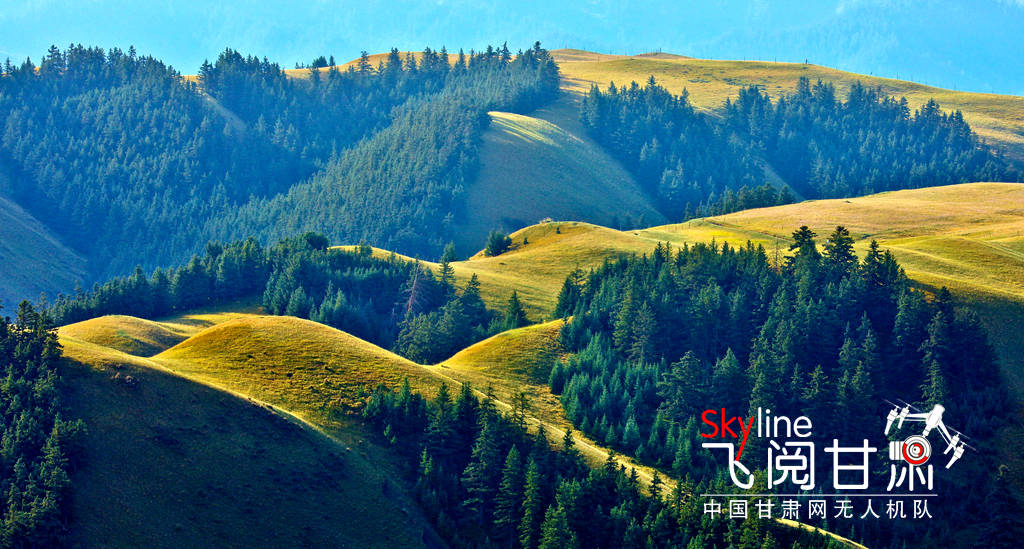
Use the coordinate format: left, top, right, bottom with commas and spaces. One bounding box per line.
58, 315, 187, 356
439, 319, 566, 430
59, 307, 667, 492
156, 316, 444, 421
551, 49, 1024, 161
61, 335, 440, 548
668, 183, 1024, 394
341, 183, 1024, 393
184, 48, 1024, 160
56, 181, 1024, 545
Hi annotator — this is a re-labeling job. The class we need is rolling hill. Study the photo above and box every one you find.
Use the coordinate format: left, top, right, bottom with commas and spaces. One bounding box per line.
55, 181, 1024, 546
59, 324, 443, 548
57, 309, 670, 504
423, 183, 1024, 393
452, 95, 665, 254
156, 315, 444, 417
551, 49, 1024, 162
58, 309, 867, 547
342, 182, 1024, 394
438, 319, 568, 432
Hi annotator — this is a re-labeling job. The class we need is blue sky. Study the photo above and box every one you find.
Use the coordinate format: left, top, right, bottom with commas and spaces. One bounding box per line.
2, 0, 1022, 95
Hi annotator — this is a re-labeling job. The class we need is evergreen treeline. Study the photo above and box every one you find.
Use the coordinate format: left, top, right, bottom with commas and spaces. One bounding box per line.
214, 43, 560, 258
0, 302, 85, 546
724, 79, 1019, 198
45, 234, 512, 363
581, 77, 1019, 220
550, 230, 1013, 546
0, 43, 560, 285
363, 380, 842, 549
580, 79, 782, 220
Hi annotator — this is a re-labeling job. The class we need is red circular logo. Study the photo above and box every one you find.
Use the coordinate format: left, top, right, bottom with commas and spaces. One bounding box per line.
902, 435, 931, 465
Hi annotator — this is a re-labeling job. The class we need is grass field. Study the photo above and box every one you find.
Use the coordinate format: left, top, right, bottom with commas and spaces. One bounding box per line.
438, 319, 568, 432
551, 49, 1024, 162
453, 94, 664, 255
157, 315, 444, 420
62, 180, 1024, 548
341, 183, 1024, 395
60, 330, 441, 548
59, 305, 868, 546
444, 183, 1024, 395
58, 308, 668, 496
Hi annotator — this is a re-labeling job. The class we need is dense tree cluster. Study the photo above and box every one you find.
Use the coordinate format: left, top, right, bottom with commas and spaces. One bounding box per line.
45, 234, 507, 363
580, 79, 774, 220
1, 46, 316, 279
363, 380, 839, 549
0, 303, 85, 546
550, 231, 1012, 546
0, 43, 560, 286
581, 77, 1019, 221
724, 79, 1019, 198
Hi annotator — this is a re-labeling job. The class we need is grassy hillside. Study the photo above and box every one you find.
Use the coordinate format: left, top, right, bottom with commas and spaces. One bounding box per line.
60, 329, 442, 548
157, 315, 444, 418
59, 315, 188, 356
58, 308, 667, 492
0, 193, 87, 307
679, 183, 1024, 393
552, 49, 1024, 162
453, 95, 665, 254
347, 183, 1024, 393
422, 183, 1024, 394
439, 319, 567, 431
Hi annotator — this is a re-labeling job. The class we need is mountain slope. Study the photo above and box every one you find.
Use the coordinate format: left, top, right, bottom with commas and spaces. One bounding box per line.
57, 307, 667, 490
453, 95, 665, 253
157, 315, 444, 415
439, 319, 568, 431
60, 330, 442, 548
0, 193, 87, 307
59, 315, 189, 356
552, 49, 1024, 162
345, 183, 1024, 392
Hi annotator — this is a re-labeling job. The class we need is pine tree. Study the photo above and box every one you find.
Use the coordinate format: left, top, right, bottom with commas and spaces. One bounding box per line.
461, 413, 504, 525
628, 300, 657, 363
441, 242, 459, 263
519, 459, 544, 549
823, 225, 857, 278
494, 446, 525, 547
538, 503, 578, 549
504, 291, 529, 331
921, 360, 949, 407
554, 268, 584, 319
486, 230, 513, 256
621, 416, 642, 452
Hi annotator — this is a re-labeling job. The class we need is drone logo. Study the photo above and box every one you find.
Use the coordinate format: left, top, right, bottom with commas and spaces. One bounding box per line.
884, 399, 973, 469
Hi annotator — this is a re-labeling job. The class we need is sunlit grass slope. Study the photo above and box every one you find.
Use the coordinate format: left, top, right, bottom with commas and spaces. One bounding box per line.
552, 49, 1024, 161
345, 183, 1024, 392
439, 319, 567, 429
156, 315, 444, 422
59, 315, 188, 356
61, 335, 441, 548
454, 95, 664, 254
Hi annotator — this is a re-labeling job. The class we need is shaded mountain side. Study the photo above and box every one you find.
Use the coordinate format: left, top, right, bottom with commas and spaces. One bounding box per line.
60, 338, 444, 548
0, 192, 87, 307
